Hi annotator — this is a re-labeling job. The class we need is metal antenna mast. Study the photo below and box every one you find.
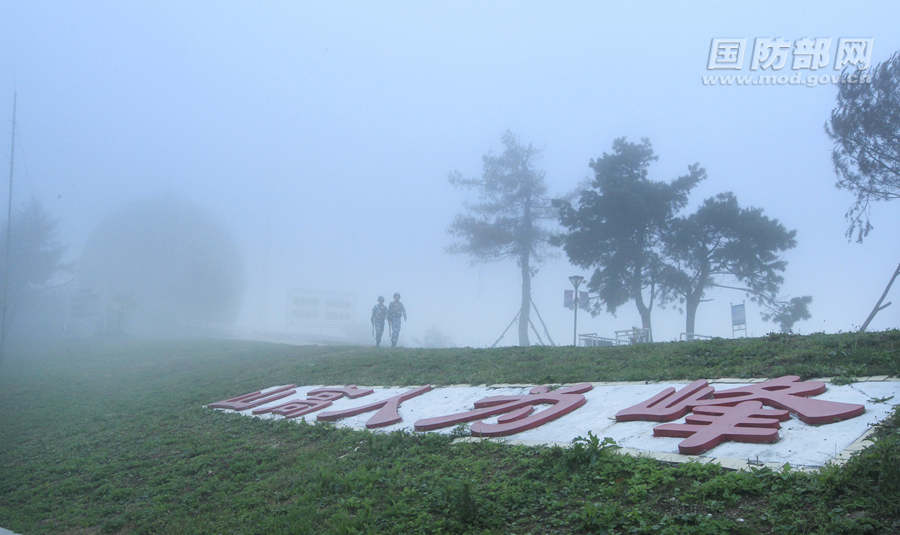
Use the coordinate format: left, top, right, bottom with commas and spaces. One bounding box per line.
1, 92, 16, 365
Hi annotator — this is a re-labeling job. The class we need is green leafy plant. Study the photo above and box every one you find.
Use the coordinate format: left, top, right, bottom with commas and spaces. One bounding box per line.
571, 432, 619, 467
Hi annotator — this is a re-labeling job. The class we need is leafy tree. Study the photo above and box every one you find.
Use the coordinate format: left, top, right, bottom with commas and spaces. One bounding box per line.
78, 196, 244, 334
826, 51, 900, 331
770, 296, 813, 333
553, 138, 704, 339
660, 192, 810, 336
826, 51, 900, 242
0, 200, 72, 345
446, 131, 556, 346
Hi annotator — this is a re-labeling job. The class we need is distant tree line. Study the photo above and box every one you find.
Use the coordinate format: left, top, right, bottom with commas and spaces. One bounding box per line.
0, 195, 245, 352
553, 138, 811, 339
448, 49, 900, 344
0, 200, 73, 354
447, 133, 811, 345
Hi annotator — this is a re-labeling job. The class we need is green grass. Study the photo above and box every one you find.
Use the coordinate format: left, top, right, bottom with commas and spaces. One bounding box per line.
0, 331, 899, 534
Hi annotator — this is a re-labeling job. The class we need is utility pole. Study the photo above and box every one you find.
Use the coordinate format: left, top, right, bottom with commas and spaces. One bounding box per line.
569, 275, 584, 346
1, 92, 16, 365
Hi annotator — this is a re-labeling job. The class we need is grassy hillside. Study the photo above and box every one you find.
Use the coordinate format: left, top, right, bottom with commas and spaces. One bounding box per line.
0, 332, 898, 534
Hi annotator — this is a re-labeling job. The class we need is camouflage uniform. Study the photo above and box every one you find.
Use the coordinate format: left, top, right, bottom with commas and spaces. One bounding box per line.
387, 298, 407, 348
371, 301, 388, 347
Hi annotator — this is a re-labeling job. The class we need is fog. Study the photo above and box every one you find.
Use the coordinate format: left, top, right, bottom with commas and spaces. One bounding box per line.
3, 2, 900, 347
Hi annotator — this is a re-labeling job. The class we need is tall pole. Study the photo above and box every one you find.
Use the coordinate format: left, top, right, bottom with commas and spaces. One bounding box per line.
1, 92, 16, 365
569, 275, 584, 346
573, 294, 578, 346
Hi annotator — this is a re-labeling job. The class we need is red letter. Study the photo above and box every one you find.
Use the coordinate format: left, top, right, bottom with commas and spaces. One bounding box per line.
616, 376, 865, 425
306, 385, 374, 399
653, 401, 790, 455
615, 380, 714, 422
253, 385, 375, 419
696, 376, 864, 424
414, 383, 593, 437
258, 399, 333, 419
317, 385, 434, 428
208, 385, 296, 411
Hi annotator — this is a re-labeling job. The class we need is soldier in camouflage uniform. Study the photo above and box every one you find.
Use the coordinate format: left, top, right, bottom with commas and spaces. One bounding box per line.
387, 292, 407, 348
371, 296, 388, 347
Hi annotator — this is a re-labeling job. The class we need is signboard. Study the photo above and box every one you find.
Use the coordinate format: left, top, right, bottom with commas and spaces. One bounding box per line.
286, 289, 356, 328
731, 303, 747, 338
564, 290, 590, 311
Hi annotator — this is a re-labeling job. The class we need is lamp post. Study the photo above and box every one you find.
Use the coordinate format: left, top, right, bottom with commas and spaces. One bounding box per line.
569, 275, 584, 346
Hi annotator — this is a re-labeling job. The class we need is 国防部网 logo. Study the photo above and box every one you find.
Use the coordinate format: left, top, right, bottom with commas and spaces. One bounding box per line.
703, 37, 875, 87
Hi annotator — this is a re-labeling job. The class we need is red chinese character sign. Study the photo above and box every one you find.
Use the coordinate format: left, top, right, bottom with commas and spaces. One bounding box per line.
208, 384, 434, 429
205, 376, 889, 464
253, 385, 375, 419
318, 385, 433, 428
414, 383, 592, 437
211, 383, 592, 436
615, 376, 865, 454
653, 402, 790, 455
207, 385, 298, 411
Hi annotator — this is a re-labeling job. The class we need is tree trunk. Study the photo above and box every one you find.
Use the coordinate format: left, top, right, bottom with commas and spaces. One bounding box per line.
684, 295, 700, 339
684, 261, 710, 340
633, 294, 653, 342
631, 250, 653, 342
860, 260, 900, 332
518, 252, 531, 346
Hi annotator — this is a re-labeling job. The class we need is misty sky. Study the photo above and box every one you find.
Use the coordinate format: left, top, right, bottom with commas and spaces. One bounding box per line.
3, 2, 900, 347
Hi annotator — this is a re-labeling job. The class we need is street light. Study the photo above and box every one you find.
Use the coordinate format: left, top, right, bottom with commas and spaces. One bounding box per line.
569, 275, 584, 346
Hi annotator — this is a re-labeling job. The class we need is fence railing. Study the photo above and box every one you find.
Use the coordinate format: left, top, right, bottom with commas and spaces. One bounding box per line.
615, 328, 652, 344
579, 328, 652, 347
679, 332, 714, 341
578, 333, 620, 347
